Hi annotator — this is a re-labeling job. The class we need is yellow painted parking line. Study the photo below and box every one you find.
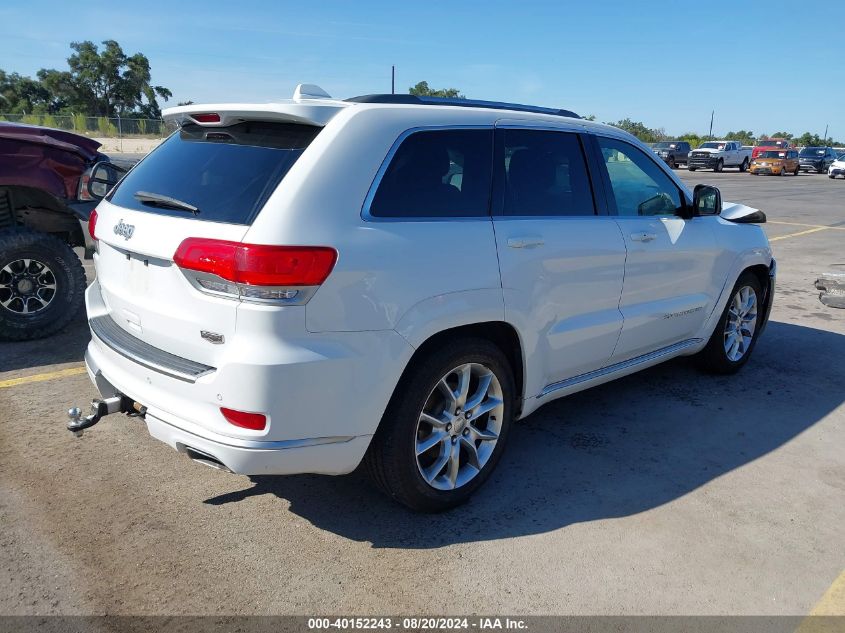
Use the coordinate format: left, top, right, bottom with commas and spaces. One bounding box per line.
769, 221, 845, 231
0, 366, 87, 389
769, 226, 830, 242
795, 568, 845, 632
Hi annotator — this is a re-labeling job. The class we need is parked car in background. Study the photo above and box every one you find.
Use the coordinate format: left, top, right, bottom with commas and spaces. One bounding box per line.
752, 138, 793, 159
828, 154, 845, 179
749, 149, 799, 176
688, 141, 752, 172
0, 123, 127, 340
67, 85, 775, 512
799, 146, 838, 173
651, 141, 690, 169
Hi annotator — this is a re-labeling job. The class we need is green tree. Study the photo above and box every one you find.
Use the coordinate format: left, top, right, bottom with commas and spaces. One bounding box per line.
605, 118, 665, 143
0, 70, 50, 113
725, 130, 755, 145
409, 81, 464, 99
64, 40, 172, 117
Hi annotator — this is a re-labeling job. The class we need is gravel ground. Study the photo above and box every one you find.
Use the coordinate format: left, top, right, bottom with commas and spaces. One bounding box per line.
1, 169, 843, 616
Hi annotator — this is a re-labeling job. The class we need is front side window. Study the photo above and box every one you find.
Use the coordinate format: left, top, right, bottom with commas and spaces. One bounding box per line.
369, 129, 493, 218
597, 136, 682, 217
500, 129, 596, 217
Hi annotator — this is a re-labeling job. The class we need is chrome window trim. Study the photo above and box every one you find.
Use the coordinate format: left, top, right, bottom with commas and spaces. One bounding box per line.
360, 125, 493, 223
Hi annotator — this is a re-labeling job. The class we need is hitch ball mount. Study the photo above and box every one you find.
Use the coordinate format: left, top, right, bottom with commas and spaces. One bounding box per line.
67, 395, 146, 437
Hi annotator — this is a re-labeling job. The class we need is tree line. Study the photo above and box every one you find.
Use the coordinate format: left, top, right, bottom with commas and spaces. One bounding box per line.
0, 40, 171, 118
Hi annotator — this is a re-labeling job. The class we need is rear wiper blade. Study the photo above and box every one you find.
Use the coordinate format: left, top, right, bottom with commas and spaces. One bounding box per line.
134, 191, 199, 215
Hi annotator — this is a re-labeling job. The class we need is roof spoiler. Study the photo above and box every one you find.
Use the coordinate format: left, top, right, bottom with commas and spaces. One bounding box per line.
162, 84, 343, 128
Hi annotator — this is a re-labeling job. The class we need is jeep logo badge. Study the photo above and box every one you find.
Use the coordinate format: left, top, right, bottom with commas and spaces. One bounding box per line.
113, 219, 135, 240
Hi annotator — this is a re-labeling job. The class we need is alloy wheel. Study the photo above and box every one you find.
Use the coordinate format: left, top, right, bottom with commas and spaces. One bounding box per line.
724, 285, 758, 362
414, 362, 504, 491
0, 258, 57, 315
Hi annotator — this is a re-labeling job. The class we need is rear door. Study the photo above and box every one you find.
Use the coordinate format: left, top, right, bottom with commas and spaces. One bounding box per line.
590, 134, 723, 363
93, 120, 321, 366
491, 123, 627, 394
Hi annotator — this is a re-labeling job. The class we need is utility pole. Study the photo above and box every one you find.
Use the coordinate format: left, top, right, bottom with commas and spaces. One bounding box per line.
823, 123, 828, 143
708, 110, 714, 139
391, 66, 395, 95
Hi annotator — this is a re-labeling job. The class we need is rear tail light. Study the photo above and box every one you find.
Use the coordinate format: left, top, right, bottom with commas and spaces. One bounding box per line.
174, 238, 337, 304
88, 209, 99, 241
220, 407, 266, 431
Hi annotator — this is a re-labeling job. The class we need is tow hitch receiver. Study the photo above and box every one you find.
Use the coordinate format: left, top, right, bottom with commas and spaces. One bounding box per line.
67, 395, 141, 437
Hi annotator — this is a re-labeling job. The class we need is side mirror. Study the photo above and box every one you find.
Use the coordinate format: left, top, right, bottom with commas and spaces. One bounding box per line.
693, 184, 721, 216
86, 161, 127, 200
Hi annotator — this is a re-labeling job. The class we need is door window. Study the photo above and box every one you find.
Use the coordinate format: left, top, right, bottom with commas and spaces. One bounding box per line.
500, 129, 596, 217
597, 136, 683, 217
368, 129, 493, 218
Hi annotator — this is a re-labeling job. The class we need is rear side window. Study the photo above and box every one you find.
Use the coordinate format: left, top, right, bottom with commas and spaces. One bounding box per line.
500, 129, 596, 217
109, 122, 320, 225
369, 129, 493, 218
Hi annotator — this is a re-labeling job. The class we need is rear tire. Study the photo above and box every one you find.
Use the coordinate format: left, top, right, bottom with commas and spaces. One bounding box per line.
739, 158, 748, 172
364, 338, 515, 512
0, 229, 86, 341
695, 272, 764, 375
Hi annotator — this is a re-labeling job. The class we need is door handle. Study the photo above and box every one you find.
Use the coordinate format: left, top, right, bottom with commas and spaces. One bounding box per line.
630, 232, 656, 242
507, 236, 545, 249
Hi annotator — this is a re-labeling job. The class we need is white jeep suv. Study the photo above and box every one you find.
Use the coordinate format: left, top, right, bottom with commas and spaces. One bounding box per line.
72, 85, 775, 512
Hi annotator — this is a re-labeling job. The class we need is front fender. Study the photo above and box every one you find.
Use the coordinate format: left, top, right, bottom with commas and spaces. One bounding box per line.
696, 246, 774, 343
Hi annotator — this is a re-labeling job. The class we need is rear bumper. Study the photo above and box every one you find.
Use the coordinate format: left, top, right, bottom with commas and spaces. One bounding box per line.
84, 279, 413, 476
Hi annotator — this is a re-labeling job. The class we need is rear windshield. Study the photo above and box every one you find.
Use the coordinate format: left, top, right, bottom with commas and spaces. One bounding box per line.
108, 121, 321, 224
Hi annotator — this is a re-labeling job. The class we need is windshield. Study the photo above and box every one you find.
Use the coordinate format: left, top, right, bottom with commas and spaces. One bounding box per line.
756, 140, 787, 148
653, 142, 677, 149
699, 142, 726, 150
109, 121, 321, 225
800, 147, 825, 156
757, 151, 786, 159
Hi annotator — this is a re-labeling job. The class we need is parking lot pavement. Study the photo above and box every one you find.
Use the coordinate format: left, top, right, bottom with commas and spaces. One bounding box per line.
1, 171, 843, 617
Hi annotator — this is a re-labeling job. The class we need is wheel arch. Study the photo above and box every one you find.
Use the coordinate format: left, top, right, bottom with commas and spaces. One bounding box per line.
0, 185, 85, 248
398, 321, 526, 416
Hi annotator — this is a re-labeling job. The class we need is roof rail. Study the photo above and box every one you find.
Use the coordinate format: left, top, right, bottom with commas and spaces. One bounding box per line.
345, 94, 580, 119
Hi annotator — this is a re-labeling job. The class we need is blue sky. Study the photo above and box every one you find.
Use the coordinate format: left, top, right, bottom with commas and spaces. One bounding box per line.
1, 0, 843, 138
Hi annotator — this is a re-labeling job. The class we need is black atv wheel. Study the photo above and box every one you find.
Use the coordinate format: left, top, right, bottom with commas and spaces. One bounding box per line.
0, 230, 86, 341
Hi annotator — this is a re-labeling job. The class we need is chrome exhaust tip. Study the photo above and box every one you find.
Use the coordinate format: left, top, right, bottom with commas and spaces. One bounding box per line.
181, 446, 233, 473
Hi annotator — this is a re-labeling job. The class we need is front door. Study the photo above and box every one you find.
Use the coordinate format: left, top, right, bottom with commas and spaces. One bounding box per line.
592, 135, 724, 363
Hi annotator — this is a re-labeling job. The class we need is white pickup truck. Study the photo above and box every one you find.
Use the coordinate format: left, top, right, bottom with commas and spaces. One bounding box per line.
688, 141, 752, 172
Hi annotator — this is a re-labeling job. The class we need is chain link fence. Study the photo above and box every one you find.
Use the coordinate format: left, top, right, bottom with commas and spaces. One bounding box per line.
0, 113, 170, 139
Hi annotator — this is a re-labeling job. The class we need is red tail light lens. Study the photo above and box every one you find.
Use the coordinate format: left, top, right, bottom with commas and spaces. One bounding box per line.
220, 407, 266, 431
88, 209, 98, 241
174, 239, 337, 286
191, 113, 221, 123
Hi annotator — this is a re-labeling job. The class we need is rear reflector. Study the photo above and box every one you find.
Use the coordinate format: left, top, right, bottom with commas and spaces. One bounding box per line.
220, 408, 266, 431
88, 209, 98, 241
191, 113, 221, 123
174, 238, 337, 286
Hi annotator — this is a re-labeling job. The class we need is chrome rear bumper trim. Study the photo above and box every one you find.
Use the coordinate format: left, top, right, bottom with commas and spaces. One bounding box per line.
89, 315, 215, 383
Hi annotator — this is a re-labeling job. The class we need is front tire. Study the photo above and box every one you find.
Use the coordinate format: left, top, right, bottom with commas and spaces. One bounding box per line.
365, 338, 515, 512
714, 159, 724, 173
667, 157, 676, 169
695, 272, 764, 375
688, 167, 697, 172
0, 229, 86, 341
